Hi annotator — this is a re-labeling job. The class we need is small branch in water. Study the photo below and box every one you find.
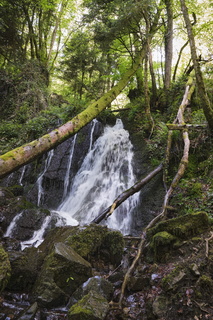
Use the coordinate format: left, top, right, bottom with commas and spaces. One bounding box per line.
92, 163, 163, 224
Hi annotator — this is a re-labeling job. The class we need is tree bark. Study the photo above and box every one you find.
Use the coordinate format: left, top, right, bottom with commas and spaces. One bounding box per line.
92, 163, 163, 224
164, 0, 173, 90
180, 0, 213, 130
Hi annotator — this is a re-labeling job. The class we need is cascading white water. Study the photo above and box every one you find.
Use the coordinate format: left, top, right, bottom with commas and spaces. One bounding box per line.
19, 166, 26, 186
21, 215, 52, 250
57, 119, 139, 235
89, 119, 98, 152
37, 149, 54, 206
62, 134, 77, 201
4, 211, 23, 237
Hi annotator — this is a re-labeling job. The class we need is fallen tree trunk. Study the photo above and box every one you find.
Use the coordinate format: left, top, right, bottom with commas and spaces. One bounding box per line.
92, 163, 163, 224
0, 54, 144, 179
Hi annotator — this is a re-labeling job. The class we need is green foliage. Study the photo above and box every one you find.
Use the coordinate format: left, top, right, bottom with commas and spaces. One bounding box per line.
171, 178, 213, 216
146, 122, 168, 163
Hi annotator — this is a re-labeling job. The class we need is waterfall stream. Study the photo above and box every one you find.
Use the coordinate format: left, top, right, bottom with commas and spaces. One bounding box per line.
62, 134, 77, 201
37, 149, 54, 206
4, 119, 140, 248
56, 119, 139, 235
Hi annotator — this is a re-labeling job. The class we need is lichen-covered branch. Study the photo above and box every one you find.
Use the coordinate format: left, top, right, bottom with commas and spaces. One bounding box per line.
118, 77, 195, 308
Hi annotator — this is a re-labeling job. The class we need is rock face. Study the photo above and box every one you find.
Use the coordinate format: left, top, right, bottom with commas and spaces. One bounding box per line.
6, 247, 41, 291
0, 120, 104, 210
0, 244, 11, 292
10, 208, 50, 241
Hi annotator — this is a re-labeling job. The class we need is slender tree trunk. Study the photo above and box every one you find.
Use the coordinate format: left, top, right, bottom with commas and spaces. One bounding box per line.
164, 0, 173, 91
149, 47, 158, 108
180, 0, 213, 129
172, 40, 188, 81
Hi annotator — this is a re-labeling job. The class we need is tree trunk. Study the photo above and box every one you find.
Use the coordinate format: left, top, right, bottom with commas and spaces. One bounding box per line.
164, 0, 173, 90
172, 40, 188, 82
180, 0, 213, 130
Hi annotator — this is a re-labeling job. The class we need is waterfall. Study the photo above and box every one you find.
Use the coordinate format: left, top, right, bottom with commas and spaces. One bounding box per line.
62, 134, 77, 201
4, 211, 23, 237
21, 215, 52, 250
4, 119, 140, 249
89, 119, 98, 151
57, 119, 139, 235
19, 166, 26, 186
37, 149, 54, 206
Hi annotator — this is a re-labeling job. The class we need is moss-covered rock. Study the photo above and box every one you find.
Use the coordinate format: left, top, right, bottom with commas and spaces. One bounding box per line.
38, 224, 125, 266
152, 295, 170, 318
68, 276, 113, 307
68, 290, 109, 320
195, 275, 213, 300
33, 242, 92, 308
0, 244, 11, 292
150, 231, 177, 262
147, 211, 210, 240
161, 266, 187, 291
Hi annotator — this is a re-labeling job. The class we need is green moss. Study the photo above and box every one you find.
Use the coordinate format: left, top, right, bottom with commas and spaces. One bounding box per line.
195, 275, 213, 299
0, 244, 11, 292
161, 265, 186, 291
66, 225, 107, 258
150, 231, 177, 262
101, 230, 125, 265
147, 212, 210, 241
68, 291, 109, 320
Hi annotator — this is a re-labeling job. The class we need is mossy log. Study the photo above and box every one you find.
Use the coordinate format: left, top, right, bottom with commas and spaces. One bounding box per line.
0, 54, 144, 179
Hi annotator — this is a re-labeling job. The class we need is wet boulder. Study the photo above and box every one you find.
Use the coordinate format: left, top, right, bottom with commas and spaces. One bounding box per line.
146, 211, 210, 262
6, 246, 41, 291
11, 208, 50, 241
68, 276, 113, 307
38, 224, 125, 267
0, 186, 38, 236
68, 290, 109, 320
0, 244, 11, 292
33, 242, 92, 308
